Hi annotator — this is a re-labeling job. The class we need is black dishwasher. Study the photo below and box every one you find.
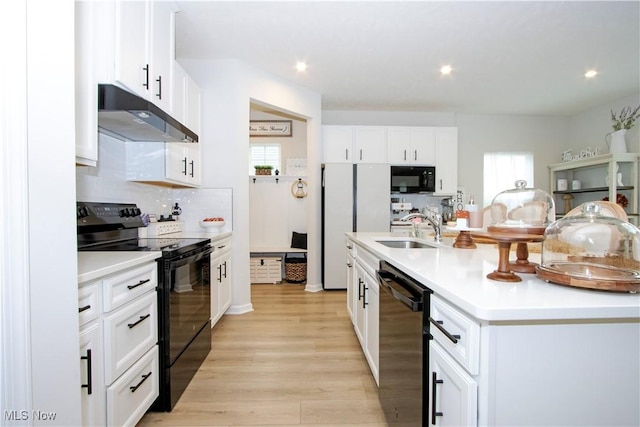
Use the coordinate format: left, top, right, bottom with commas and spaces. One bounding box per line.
377, 260, 432, 427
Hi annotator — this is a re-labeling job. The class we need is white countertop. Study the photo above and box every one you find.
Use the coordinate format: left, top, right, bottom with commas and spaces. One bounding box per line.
348, 232, 640, 322
78, 251, 162, 283
78, 232, 232, 284
184, 230, 232, 242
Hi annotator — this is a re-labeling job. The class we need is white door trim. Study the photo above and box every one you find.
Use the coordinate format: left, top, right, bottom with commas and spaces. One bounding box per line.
0, 0, 34, 420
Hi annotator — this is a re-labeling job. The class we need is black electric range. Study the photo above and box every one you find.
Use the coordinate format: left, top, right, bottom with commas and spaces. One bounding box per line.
77, 201, 213, 411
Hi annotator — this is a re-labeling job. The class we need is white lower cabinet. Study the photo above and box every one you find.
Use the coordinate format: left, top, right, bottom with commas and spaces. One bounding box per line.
346, 239, 356, 321
106, 346, 159, 426
351, 242, 380, 384
79, 261, 159, 427
211, 235, 232, 327
79, 322, 105, 426
428, 342, 478, 427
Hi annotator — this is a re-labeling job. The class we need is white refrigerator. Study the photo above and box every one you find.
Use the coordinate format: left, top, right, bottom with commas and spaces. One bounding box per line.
322, 163, 391, 289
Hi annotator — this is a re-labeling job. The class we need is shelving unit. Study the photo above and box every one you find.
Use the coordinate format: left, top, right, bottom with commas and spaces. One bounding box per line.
548, 153, 639, 225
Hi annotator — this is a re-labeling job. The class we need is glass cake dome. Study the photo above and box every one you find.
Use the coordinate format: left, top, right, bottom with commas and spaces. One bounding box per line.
488, 180, 555, 233
536, 202, 640, 292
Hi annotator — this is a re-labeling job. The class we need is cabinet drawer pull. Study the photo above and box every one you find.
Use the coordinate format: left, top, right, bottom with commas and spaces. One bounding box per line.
223, 261, 228, 279
217, 265, 223, 283
80, 349, 93, 395
346, 262, 352, 268
78, 304, 91, 313
129, 371, 152, 393
363, 286, 368, 308
127, 279, 150, 290
127, 314, 151, 329
359, 149, 363, 161
431, 372, 444, 424
429, 317, 461, 344
358, 278, 364, 301
217, 245, 226, 249
190, 160, 195, 177
142, 64, 149, 89
155, 75, 162, 99
182, 157, 188, 175
345, 148, 348, 161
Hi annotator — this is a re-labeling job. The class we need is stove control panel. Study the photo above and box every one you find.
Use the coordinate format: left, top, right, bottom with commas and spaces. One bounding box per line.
77, 202, 144, 228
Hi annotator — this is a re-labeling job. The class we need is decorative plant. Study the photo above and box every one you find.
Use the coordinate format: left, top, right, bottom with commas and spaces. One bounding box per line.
254, 165, 273, 170
610, 105, 640, 131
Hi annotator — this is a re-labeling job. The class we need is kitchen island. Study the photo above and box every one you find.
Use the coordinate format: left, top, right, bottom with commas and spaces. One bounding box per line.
347, 232, 640, 427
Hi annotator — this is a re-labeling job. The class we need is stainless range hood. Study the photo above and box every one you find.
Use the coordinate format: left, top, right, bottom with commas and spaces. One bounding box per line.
98, 84, 198, 143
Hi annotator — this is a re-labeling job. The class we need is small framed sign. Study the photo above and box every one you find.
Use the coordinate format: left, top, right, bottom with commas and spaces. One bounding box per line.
249, 120, 292, 137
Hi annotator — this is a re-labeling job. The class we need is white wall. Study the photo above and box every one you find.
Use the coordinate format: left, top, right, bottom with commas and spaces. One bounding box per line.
250, 110, 307, 173
1, 1, 81, 424
181, 58, 323, 311
569, 93, 640, 154
455, 114, 569, 205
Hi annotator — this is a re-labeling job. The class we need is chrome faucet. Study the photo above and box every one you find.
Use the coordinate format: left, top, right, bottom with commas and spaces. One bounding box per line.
400, 212, 443, 242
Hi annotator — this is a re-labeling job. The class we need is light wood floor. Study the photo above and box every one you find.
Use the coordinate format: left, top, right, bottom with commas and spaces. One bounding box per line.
137, 284, 387, 426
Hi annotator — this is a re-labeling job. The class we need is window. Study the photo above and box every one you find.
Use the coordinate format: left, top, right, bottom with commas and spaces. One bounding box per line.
250, 143, 281, 174
483, 152, 534, 206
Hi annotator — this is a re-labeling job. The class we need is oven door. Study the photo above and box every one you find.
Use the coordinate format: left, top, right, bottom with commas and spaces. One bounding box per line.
162, 246, 213, 364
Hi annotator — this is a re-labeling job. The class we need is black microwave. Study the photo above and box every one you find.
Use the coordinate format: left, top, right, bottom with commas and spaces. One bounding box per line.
391, 166, 436, 193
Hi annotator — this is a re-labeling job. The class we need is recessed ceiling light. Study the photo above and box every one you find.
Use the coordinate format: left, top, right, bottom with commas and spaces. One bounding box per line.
295, 62, 307, 72
584, 69, 598, 78
440, 65, 453, 75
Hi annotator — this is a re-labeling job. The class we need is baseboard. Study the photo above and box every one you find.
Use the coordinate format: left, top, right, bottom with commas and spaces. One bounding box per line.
304, 282, 323, 293
225, 303, 254, 315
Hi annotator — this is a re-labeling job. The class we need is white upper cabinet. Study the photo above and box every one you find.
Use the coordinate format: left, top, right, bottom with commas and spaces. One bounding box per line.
387, 127, 436, 165
323, 125, 354, 163
75, 1, 100, 166
354, 127, 387, 164
149, 1, 174, 113
114, 0, 175, 113
434, 127, 458, 195
114, 1, 148, 99
172, 62, 202, 136
165, 142, 201, 187
323, 126, 387, 164
124, 141, 201, 187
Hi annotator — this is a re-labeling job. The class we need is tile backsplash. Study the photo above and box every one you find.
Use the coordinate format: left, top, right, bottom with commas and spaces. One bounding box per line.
76, 133, 233, 234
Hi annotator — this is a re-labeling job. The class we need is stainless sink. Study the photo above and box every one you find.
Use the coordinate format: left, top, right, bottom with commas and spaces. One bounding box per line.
376, 240, 436, 249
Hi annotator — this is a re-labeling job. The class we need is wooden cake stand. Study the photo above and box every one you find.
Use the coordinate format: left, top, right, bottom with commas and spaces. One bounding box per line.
474, 230, 545, 282
487, 226, 545, 275
447, 227, 483, 249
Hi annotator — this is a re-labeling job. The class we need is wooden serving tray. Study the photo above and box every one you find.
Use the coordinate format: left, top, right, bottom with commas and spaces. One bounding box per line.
536, 262, 640, 293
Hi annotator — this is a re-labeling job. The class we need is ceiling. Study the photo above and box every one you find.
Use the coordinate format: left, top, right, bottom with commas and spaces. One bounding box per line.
174, 1, 640, 116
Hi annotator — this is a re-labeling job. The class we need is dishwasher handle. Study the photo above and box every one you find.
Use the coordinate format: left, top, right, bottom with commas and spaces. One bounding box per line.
377, 271, 423, 312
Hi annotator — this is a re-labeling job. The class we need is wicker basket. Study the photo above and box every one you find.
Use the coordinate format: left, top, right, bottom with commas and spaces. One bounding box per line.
285, 255, 307, 283
255, 169, 272, 175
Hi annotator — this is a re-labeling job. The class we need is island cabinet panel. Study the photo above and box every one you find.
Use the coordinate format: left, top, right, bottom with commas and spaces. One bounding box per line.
430, 295, 640, 427
479, 320, 640, 427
